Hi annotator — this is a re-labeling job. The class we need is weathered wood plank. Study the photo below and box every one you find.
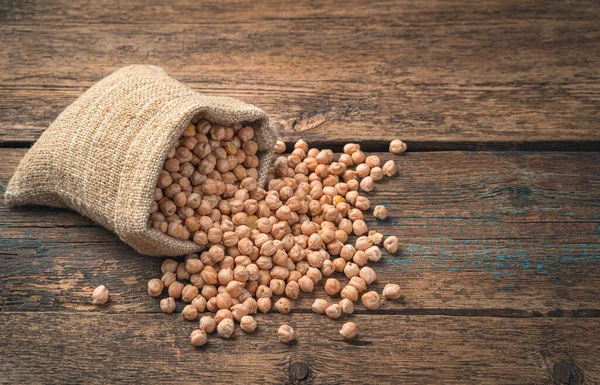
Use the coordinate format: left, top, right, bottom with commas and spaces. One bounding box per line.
0, 313, 598, 384
1, 0, 598, 144
2, 149, 598, 314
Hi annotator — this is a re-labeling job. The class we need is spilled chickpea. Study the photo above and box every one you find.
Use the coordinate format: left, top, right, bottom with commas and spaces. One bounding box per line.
145, 119, 407, 346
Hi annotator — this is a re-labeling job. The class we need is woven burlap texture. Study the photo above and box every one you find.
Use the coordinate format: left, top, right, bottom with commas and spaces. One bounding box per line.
5, 65, 277, 256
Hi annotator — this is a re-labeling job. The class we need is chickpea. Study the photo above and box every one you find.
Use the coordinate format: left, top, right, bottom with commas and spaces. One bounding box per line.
384, 235, 400, 253
278, 324, 296, 344
359, 176, 374, 192
365, 155, 380, 168
382, 284, 402, 299
389, 139, 407, 154
368, 230, 384, 245
285, 281, 300, 299
191, 295, 207, 313
339, 298, 354, 314
168, 281, 184, 299
257, 297, 272, 313
353, 250, 369, 266
190, 329, 208, 347
382, 160, 397, 177
359, 266, 377, 285
181, 284, 199, 302
275, 297, 292, 313
240, 315, 258, 333
160, 297, 176, 313
339, 322, 358, 339
182, 304, 199, 321
361, 291, 380, 310
355, 196, 370, 211
344, 262, 360, 278
333, 257, 347, 273
214, 309, 233, 324
351, 151, 366, 164
298, 276, 315, 292
325, 278, 342, 296
341, 285, 359, 302
352, 220, 368, 236
355, 236, 372, 251
217, 318, 235, 338
311, 298, 329, 314
199, 316, 217, 333
325, 304, 342, 319
274, 140, 286, 154
366, 245, 382, 262
147, 279, 164, 297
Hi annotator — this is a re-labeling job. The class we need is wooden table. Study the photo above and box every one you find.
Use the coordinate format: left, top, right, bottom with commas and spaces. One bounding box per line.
1, 1, 599, 383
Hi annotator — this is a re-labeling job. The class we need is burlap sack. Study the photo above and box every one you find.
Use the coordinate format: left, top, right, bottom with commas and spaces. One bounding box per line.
5, 65, 277, 256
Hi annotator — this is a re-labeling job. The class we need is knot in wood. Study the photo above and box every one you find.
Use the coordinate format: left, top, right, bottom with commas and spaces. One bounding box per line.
289, 362, 309, 381
553, 360, 583, 385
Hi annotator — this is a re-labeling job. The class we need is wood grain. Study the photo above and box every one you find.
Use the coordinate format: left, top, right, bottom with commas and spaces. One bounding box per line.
2, 149, 598, 315
0, 312, 598, 384
1, 0, 599, 144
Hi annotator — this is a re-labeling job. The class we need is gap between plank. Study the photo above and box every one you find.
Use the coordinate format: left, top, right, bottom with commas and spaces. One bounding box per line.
2, 140, 600, 152
2, 308, 598, 318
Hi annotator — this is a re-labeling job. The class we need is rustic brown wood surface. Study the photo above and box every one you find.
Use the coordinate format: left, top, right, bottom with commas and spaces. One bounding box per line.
1, 313, 598, 384
1, 0, 599, 384
1, 0, 599, 146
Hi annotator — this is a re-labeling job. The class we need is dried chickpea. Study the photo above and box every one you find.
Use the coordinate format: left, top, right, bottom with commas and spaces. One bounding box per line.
182, 304, 199, 320
191, 329, 208, 347
352, 220, 368, 236
382, 284, 402, 299
325, 304, 342, 319
298, 275, 315, 292
199, 316, 217, 333
348, 276, 367, 293
389, 139, 407, 154
274, 140, 286, 154
191, 295, 207, 313
161, 259, 179, 274
339, 298, 354, 314
339, 322, 358, 339
341, 285, 359, 302
353, 250, 369, 266
278, 324, 296, 344
359, 176, 374, 192
168, 281, 184, 299
368, 230, 384, 245
344, 262, 360, 278
240, 315, 258, 333
285, 281, 300, 299
181, 284, 199, 302
160, 297, 176, 313
92, 285, 109, 305
359, 266, 377, 285
217, 318, 235, 338
275, 297, 292, 313
361, 291, 380, 310
384, 235, 400, 253
257, 297, 272, 313
343, 143, 360, 154
147, 279, 164, 297
311, 298, 329, 314
214, 309, 234, 324
365, 245, 382, 262
373, 205, 388, 220
382, 160, 397, 177
325, 278, 342, 296
231, 303, 250, 322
